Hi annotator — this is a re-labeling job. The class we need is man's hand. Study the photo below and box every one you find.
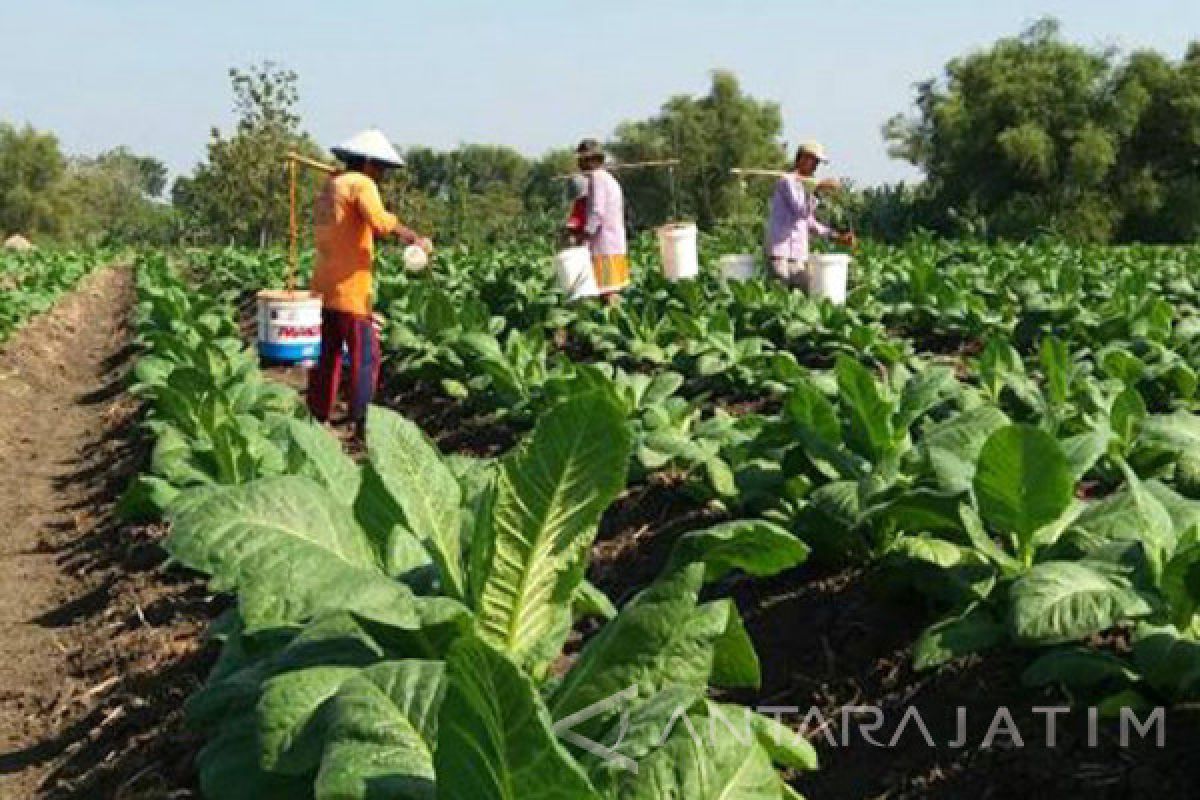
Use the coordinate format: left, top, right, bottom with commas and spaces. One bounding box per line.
836, 231, 857, 249
817, 177, 842, 193
415, 236, 434, 255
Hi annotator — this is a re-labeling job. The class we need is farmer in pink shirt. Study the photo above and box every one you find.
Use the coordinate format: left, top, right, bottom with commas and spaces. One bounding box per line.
766, 141, 854, 290
575, 139, 630, 297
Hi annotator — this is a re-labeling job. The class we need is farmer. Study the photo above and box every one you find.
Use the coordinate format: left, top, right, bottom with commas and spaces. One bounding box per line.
575, 139, 630, 298
307, 128, 433, 435
765, 141, 854, 290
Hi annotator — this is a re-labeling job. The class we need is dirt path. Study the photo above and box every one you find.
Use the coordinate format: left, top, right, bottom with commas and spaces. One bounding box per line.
0, 267, 214, 799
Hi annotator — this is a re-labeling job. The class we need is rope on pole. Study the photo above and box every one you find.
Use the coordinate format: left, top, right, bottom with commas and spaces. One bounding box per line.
283, 151, 337, 291
288, 158, 298, 290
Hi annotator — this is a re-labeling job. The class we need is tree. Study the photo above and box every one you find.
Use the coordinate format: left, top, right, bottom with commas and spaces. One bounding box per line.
58, 148, 174, 245
610, 70, 785, 230
0, 122, 66, 238
1109, 46, 1200, 241
392, 144, 544, 246
174, 62, 322, 245
886, 18, 1200, 243
524, 148, 576, 214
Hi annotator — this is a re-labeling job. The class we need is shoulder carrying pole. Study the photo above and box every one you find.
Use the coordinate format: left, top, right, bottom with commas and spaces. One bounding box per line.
284, 152, 338, 291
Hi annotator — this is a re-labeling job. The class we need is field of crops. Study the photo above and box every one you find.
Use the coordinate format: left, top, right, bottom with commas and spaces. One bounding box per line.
2, 236, 1184, 798
0, 249, 107, 343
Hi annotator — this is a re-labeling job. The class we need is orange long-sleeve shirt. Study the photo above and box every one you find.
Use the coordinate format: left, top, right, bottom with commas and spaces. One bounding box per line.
310, 171, 412, 316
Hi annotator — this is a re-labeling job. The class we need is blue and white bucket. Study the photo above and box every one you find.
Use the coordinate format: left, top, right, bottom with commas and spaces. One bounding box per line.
256, 290, 322, 366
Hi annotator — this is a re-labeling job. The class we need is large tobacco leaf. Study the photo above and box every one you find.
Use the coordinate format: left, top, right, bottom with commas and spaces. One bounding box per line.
472, 391, 631, 674
166, 476, 422, 631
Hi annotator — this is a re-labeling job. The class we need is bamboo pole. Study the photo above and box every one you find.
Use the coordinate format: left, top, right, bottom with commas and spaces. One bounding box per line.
553, 159, 681, 180
287, 151, 338, 174
612, 159, 681, 171
288, 159, 298, 290
283, 151, 338, 291
730, 167, 787, 178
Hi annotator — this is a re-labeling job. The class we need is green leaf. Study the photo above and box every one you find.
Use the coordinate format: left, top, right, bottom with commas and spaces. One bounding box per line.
745, 706, 819, 772
473, 392, 631, 674
1139, 412, 1200, 455
866, 489, 965, 536
549, 564, 724, 740
920, 405, 1010, 493
913, 605, 1006, 670
974, 425, 1073, 546
611, 700, 784, 800
836, 355, 895, 461
1060, 430, 1111, 481
196, 712, 313, 800
1132, 624, 1200, 700
709, 600, 762, 689
435, 637, 599, 800
581, 687, 703, 786
704, 457, 738, 499
258, 666, 360, 775
1162, 539, 1200, 629
287, 418, 360, 496
1022, 647, 1138, 690
314, 660, 445, 800
666, 520, 809, 583
367, 407, 465, 600
1040, 335, 1070, 408
1110, 387, 1147, 447
959, 503, 1022, 573
1009, 561, 1152, 645
1067, 481, 1176, 575
784, 380, 839, 444
572, 579, 618, 621
116, 474, 181, 522
1145, 481, 1200, 537
166, 476, 419, 631
895, 366, 957, 430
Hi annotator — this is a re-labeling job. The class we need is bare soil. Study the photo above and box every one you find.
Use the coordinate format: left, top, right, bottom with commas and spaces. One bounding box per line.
0, 267, 217, 799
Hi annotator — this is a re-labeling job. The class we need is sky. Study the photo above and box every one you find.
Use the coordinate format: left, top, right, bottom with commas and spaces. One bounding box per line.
2, 1, 1198, 187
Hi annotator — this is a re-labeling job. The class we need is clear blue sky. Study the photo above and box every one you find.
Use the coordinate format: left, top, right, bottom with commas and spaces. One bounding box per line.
2, 1, 1197, 186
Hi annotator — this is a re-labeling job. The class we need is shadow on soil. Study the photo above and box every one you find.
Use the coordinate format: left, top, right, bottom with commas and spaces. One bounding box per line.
0, 320, 220, 799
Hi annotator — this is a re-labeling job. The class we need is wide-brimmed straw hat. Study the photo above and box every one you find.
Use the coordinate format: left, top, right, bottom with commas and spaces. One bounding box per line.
796, 140, 828, 163
575, 138, 606, 163
331, 129, 405, 168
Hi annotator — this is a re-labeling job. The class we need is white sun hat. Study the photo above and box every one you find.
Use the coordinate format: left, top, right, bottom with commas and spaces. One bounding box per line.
331, 128, 405, 168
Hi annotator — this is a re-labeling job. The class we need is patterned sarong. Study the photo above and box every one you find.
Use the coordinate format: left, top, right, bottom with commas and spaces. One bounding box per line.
592, 253, 630, 293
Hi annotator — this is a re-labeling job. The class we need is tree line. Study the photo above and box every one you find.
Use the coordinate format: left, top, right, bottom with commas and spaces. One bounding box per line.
2, 19, 1198, 248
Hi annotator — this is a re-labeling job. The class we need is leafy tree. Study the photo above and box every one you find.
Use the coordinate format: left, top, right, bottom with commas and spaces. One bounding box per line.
887, 18, 1200, 243
524, 148, 576, 214
174, 62, 322, 246
391, 144, 546, 246
611, 70, 784, 230
0, 122, 67, 238
1110, 45, 1200, 241
886, 19, 1128, 241
58, 148, 174, 245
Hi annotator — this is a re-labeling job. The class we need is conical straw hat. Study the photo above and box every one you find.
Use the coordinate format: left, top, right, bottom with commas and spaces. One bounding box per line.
331, 129, 405, 168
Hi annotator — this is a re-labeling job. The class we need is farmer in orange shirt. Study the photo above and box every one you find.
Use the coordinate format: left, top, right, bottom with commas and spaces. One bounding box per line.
307, 129, 432, 434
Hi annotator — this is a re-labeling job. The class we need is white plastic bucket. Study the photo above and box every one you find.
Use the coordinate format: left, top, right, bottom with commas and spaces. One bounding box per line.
807, 254, 851, 305
257, 290, 322, 365
554, 246, 599, 301
719, 254, 757, 282
657, 223, 699, 281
